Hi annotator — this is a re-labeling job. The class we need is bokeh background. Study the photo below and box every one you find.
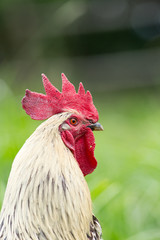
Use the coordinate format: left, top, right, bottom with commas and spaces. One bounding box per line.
1, 0, 160, 239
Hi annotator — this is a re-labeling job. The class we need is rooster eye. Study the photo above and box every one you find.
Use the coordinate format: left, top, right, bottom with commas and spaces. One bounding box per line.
70, 118, 78, 126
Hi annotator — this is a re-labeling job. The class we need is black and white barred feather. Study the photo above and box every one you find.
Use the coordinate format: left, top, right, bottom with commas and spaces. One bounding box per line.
87, 215, 102, 240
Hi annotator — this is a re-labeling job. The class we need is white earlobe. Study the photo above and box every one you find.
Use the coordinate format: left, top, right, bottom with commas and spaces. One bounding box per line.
61, 123, 71, 130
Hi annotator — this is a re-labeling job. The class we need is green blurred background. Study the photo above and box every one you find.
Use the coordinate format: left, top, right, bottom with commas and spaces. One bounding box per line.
1, 0, 160, 239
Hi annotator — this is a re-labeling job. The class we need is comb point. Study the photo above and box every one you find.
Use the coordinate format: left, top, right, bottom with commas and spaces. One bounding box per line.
86, 90, 93, 102
42, 73, 61, 97
78, 82, 85, 95
61, 73, 76, 95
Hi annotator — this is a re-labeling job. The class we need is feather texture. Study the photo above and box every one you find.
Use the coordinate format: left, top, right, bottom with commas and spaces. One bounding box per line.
0, 112, 102, 240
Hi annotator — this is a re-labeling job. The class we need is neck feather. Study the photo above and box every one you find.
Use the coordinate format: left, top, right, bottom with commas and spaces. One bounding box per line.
0, 113, 92, 240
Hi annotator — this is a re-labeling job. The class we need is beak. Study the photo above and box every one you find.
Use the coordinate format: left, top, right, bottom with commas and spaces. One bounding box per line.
88, 122, 104, 131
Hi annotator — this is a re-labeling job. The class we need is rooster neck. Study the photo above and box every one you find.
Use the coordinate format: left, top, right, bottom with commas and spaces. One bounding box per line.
0, 113, 93, 240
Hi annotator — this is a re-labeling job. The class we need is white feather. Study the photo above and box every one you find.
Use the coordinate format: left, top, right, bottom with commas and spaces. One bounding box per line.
0, 112, 92, 240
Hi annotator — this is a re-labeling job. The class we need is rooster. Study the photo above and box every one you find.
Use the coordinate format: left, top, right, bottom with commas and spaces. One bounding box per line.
0, 73, 103, 240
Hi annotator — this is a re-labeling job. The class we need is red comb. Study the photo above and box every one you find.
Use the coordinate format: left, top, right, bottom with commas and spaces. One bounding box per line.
22, 73, 99, 122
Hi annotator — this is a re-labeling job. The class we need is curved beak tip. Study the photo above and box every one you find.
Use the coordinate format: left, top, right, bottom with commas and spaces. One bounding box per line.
99, 124, 104, 131
88, 122, 104, 131
95, 122, 104, 131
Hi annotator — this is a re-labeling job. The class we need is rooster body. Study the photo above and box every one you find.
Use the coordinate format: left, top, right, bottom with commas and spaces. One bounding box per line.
0, 74, 103, 240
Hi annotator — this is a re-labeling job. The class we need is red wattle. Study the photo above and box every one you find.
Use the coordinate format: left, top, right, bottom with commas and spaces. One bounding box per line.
74, 128, 97, 176
61, 128, 97, 176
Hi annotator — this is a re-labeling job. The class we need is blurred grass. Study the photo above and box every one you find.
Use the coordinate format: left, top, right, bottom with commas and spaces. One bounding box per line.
1, 83, 160, 240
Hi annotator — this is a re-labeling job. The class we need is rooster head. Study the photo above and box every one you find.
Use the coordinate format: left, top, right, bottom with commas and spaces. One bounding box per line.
22, 73, 103, 176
